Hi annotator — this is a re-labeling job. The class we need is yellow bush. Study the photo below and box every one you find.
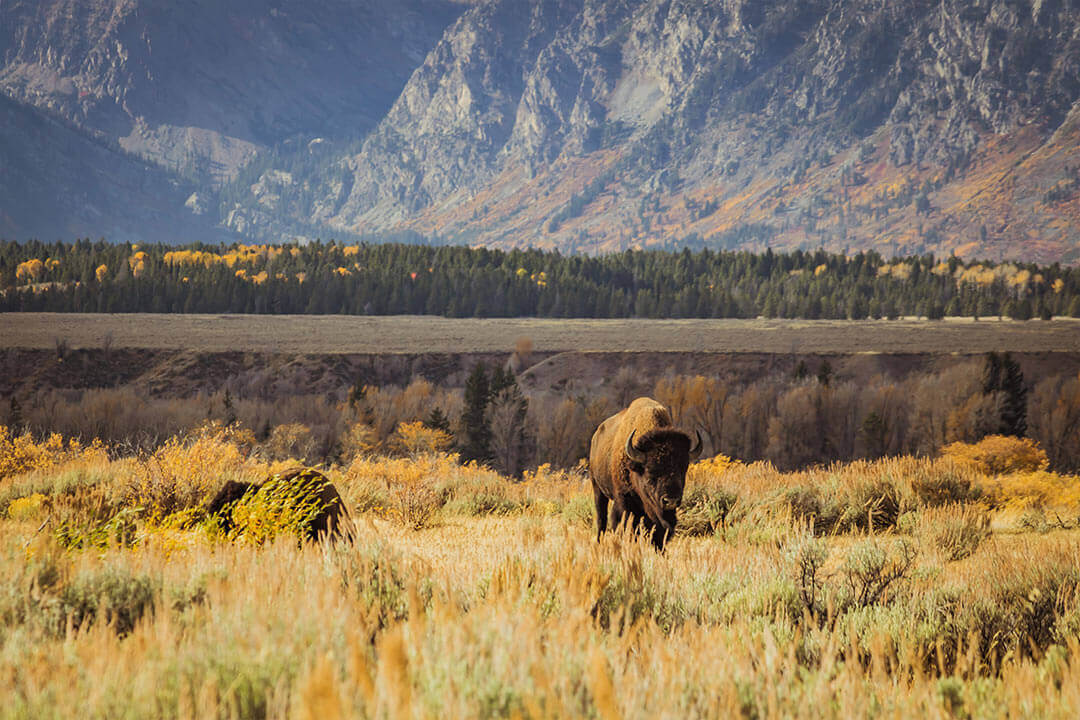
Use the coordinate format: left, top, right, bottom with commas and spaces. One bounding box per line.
0, 427, 108, 479
127, 422, 265, 521
687, 454, 740, 487
941, 435, 1049, 475
394, 421, 452, 456
343, 454, 449, 529
8, 492, 47, 521
981, 470, 1080, 519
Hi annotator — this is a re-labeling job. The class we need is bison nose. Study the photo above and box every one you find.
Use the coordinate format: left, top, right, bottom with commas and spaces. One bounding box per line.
661, 494, 682, 510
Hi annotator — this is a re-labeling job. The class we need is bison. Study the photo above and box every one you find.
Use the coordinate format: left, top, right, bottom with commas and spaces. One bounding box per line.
588, 397, 701, 550
205, 467, 354, 542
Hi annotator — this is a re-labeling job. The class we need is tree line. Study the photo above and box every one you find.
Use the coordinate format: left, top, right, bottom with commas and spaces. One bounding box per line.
2, 238, 1080, 319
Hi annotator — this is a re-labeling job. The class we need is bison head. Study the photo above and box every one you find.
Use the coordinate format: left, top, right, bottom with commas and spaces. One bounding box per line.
624, 428, 702, 527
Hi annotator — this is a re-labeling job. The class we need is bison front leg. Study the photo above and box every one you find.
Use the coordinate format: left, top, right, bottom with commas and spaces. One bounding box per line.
610, 500, 627, 534
650, 509, 678, 551
593, 485, 610, 541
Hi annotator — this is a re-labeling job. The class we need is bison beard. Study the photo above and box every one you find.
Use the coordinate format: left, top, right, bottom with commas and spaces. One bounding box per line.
588, 397, 701, 550
205, 468, 354, 542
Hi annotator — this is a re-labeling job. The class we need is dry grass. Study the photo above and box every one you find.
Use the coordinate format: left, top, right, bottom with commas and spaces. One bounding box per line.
4, 313, 1080, 353
3, 428, 1080, 718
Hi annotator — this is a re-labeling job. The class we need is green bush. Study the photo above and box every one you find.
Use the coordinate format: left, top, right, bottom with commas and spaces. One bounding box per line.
56, 568, 158, 636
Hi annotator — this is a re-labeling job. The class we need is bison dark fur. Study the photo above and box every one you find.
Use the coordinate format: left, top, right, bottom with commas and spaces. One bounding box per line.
205, 468, 354, 542
588, 397, 701, 550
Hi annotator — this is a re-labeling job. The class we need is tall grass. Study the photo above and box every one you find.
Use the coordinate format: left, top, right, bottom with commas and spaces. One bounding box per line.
2, 427, 1080, 718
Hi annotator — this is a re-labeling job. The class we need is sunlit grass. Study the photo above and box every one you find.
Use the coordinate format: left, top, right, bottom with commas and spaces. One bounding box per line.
2, 427, 1080, 718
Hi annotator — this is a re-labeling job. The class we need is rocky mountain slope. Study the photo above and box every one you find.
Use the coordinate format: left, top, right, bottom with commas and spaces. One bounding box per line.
0, 92, 228, 244
4, 0, 1080, 262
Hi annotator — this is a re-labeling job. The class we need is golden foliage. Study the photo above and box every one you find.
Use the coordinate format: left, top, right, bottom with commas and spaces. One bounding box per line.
0, 426, 108, 479
94, 264, 108, 282
942, 435, 1050, 475
265, 423, 318, 463
128, 251, 149, 278
7, 492, 47, 521
394, 421, 452, 456
15, 259, 44, 282
687, 454, 740, 487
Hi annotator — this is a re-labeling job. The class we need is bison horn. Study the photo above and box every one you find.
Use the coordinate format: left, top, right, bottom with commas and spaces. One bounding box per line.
689, 430, 703, 461
625, 430, 647, 465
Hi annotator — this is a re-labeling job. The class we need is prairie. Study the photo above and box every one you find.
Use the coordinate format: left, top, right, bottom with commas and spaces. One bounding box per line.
3, 425, 1080, 718
3, 313, 1080, 354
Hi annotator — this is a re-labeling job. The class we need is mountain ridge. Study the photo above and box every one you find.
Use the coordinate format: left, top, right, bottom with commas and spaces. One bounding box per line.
3, 0, 1080, 262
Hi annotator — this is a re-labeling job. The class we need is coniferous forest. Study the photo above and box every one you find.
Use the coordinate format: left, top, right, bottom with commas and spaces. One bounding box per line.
2, 239, 1079, 319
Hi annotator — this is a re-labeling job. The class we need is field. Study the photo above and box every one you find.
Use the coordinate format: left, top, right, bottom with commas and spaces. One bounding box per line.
3, 426, 1080, 718
3, 313, 1080, 354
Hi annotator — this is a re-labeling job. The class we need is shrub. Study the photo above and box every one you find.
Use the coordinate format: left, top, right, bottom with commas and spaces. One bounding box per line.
841, 539, 916, 608
7, 492, 47, 521
394, 421, 452, 457
56, 568, 158, 636
339, 421, 378, 462
784, 531, 828, 614
941, 435, 1049, 475
909, 461, 983, 506
263, 422, 319, 463
0, 427, 108, 480
916, 504, 992, 561
677, 485, 737, 536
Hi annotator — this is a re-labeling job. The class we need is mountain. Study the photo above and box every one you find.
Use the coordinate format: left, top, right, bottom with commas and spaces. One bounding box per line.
4, 0, 1080, 262
0, 92, 228, 244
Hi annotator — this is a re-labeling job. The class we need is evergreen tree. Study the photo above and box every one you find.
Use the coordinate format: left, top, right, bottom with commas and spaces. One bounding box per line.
982, 352, 1027, 437
460, 362, 492, 464
424, 407, 452, 434
999, 353, 1027, 438
817, 360, 833, 387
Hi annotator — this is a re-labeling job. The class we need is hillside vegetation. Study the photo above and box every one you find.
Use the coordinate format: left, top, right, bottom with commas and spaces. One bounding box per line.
4, 240, 1080, 319
3, 424, 1080, 717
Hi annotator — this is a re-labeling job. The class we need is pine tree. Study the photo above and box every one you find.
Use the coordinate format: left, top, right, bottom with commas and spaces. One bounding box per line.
858, 411, 888, 458
999, 353, 1027, 437
425, 407, 451, 434
817, 360, 833, 387
982, 352, 1027, 437
460, 362, 492, 464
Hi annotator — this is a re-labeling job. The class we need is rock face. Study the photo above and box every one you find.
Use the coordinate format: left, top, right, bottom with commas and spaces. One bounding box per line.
0, 0, 464, 183
302, 0, 1080, 261
0, 92, 227, 244
4, 0, 1080, 261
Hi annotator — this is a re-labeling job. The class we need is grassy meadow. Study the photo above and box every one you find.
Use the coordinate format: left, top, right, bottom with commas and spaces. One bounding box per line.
4, 313, 1080, 354
3, 424, 1080, 718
